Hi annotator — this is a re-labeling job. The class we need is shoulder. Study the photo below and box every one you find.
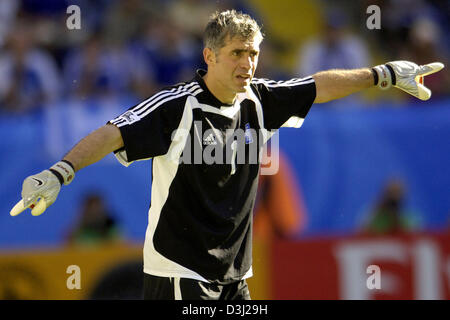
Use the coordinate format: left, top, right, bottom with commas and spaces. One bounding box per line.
155, 80, 203, 98
251, 77, 271, 86
111, 80, 203, 128
139, 80, 203, 113
161, 80, 203, 93
250, 77, 275, 93
154, 81, 203, 105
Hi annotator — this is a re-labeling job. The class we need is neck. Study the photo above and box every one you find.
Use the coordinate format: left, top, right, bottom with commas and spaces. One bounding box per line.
202, 72, 236, 105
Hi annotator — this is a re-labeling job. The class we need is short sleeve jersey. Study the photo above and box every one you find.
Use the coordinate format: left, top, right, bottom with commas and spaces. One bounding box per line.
109, 69, 316, 284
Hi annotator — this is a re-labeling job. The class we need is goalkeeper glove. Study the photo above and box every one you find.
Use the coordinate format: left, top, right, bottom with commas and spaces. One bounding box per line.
10, 160, 75, 217
372, 61, 444, 100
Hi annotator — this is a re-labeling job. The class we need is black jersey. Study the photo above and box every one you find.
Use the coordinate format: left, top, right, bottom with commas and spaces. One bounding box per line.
109, 70, 316, 284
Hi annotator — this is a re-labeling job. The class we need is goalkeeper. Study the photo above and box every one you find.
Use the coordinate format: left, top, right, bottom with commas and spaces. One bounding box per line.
10, 10, 444, 300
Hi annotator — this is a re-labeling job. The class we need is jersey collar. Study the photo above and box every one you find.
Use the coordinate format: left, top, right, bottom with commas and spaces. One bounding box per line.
194, 69, 234, 109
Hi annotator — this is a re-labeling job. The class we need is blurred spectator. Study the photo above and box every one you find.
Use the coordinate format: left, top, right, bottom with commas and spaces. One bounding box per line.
102, 0, 161, 45
369, 0, 447, 58
253, 150, 307, 240
139, 17, 202, 86
167, 0, 218, 41
167, 0, 259, 43
66, 193, 123, 246
0, 0, 19, 47
428, 0, 450, 54
295, 8, 370, 76
354, 0, 450, 103
0, 20, 61, 113
63, 34, 155, 99
88, 260, 144, 299
399, 17, 450, 99
255, 39, 291, 81
294, 8, 370, 106
20, 0, 69, 17
361, 179, 423, 235
70, 0, 112, 33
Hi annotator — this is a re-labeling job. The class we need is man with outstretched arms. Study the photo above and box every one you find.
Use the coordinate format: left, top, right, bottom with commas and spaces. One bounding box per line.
10, 10, 444, 300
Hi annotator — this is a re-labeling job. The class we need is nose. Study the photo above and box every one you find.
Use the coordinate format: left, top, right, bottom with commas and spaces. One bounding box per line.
239, 54, 252, 70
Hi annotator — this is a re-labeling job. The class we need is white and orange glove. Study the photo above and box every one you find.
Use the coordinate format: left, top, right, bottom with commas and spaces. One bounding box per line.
372, 61, 444, 100
10, 161, 75, 217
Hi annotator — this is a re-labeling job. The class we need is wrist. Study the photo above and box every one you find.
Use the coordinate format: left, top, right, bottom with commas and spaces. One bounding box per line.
372, 64, 393, 90
371, 68, 378, 86
49, 160, 75, 186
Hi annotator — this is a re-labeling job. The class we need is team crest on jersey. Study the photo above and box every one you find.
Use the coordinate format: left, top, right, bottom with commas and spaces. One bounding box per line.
244, 123, 253, 144
121, 111, 140, 124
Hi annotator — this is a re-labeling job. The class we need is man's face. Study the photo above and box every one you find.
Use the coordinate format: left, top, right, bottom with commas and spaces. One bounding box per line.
207, 34, 262, 96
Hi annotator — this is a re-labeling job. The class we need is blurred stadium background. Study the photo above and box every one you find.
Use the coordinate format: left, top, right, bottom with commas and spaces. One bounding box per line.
0, 0, 449, 299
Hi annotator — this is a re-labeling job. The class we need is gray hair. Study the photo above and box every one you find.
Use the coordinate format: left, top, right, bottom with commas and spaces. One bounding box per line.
203, 10, 263, 53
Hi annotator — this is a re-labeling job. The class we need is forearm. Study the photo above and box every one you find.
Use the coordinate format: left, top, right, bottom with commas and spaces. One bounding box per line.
11, 123, 124, 216
63, 123, 124, 172
312, 68, 374, 103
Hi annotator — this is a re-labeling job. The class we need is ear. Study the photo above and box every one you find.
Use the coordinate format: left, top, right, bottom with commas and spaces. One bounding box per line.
203, 47, 216, 66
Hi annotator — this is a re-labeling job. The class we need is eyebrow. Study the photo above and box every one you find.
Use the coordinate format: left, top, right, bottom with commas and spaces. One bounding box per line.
231, 48, 259, 55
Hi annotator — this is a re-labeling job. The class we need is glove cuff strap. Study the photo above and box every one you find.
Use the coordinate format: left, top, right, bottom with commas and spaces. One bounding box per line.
50, 161, 75, 186
385, 64, 396, 85
373, 64, 392, 90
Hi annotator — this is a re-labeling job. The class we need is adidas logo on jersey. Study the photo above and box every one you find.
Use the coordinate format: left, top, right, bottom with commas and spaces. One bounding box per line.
203, 133, 217, 145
